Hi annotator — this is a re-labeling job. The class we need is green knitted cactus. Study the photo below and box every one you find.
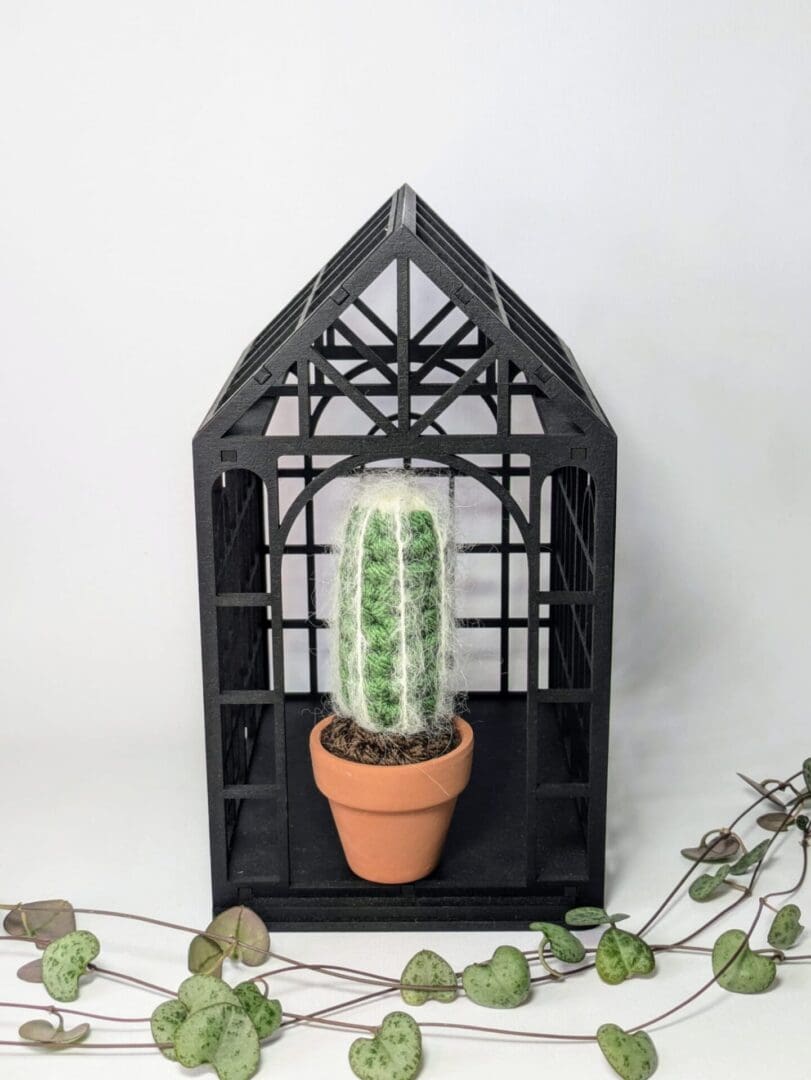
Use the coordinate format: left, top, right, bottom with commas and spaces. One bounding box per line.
332, 473, 454, 736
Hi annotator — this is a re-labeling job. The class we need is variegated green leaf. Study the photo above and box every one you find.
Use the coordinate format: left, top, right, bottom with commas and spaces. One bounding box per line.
689, 864, 731, 902
530, 922, 586, 964
42, 931, 100, 1003
729, 840, 770, 876
400, 949, 457, 1005
596, 928, 655, 985
349, 1012, 422, 1080
597, 1023, 658, 1079
462, 946, 530, 1008
712, 929, 776, 993
767, 905, 803, 950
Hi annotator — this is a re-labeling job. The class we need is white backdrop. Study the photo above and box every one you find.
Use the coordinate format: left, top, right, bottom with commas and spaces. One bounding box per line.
1, 2, 809, 1077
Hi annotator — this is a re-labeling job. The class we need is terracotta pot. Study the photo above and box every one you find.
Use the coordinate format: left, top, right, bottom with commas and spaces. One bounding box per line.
309, 716, 474, 884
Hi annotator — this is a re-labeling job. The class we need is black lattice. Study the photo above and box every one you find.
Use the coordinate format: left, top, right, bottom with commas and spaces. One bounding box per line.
194, 185, 616, 927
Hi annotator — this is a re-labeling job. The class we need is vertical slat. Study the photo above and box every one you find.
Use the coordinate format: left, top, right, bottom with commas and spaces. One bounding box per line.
587, 451, 615, 898
525, 456, 542, 882
499, 461, 510, 695
265, 455, 290, 886
498, 362, 512, 692
397, 256, 410, 431
252, 475, 270, 769
497, 354, 510, 437
298, 353, 318, 693
304, 457, 318, 695
297, 354, 311, 440
194, 449, 230, 905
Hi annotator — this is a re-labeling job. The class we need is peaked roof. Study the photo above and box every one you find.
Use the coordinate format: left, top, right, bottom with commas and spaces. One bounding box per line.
199, 185, 610, 436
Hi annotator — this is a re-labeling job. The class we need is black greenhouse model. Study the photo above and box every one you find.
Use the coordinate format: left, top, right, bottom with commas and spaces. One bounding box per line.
193, 185, 616, 928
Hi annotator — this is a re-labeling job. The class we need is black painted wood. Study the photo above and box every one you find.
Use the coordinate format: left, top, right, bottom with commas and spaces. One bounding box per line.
193, 184, 616, 927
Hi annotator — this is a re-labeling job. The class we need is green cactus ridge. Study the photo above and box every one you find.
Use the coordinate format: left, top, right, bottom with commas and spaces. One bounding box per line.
333, 476, 454, 736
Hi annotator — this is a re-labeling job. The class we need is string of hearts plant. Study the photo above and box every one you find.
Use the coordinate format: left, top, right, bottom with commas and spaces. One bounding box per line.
0, 758, 808, 1080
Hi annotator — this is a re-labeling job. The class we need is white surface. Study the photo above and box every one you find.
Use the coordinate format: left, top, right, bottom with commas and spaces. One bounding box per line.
1, 1, 810, 1076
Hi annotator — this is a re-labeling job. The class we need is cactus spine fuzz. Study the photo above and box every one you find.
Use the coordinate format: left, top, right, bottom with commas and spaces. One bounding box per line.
332, 474, 454, 736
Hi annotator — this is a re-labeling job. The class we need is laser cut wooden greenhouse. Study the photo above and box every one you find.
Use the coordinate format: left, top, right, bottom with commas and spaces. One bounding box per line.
193, 185, 616, 927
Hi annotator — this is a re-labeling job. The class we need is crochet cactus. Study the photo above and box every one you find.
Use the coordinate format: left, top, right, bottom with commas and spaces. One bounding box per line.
332, 473, 454, 736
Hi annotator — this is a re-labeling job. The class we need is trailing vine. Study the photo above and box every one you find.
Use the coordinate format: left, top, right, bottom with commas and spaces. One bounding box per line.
0, 759, 808, 1079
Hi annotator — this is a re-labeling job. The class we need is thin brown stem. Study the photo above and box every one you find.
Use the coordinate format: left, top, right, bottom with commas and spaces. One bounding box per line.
664, 891, 751, 951
762, 833, 809, 903
536, 940, 563, 980
0, 1039, 164, 1049
268, 952, 401, 988
629, 902, 767, 1034
89, 964, 174, 998
637, 771, 803, 938
279, 987, 397, 1031
284, 1009, 597, 1043
0, 934, 51, 948
629, 799, 808, 1035
282, 1012, 375, 1034
419, 1021, 594, 1042
0, 1001, 151, 1023
640, 776, 802, 952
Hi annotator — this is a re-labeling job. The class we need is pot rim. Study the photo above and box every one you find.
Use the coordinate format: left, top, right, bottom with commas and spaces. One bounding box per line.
311, 714, 473, 774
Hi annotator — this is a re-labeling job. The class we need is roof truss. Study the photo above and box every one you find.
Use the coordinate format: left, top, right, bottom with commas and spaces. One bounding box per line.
198, 185, 610, 439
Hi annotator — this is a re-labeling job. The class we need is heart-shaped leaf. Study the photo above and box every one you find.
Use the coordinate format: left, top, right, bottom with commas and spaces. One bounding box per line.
349, 1011, 422, 1080
597, 1023, 658, 1079
178, 973, 241, 1013
174, 1003, 260, 1080
596, 928, 655, 985
712, 929, 776, 993
154, 977, 247, 1058
18, 1018, 90, 1048
188, 934, 227, 977
4, 900, 76, 949
729, 839, 770, 875
681, 834, 742, 863
564, 906, 613, 928
400, 949, 457, 1005
151, 999, 189, 1061
563, 907, 628, 928
767, 904, 803, 950
757, 812, 794, 833
462, 945, 530, 1008
530, 922, 586, 964
689, 864, 731, 902
188, 907, 270, 975
234, 982, 282, 1038
42, 930, 100, 1002
737, 773, 787, 808
17, 959, 43, 983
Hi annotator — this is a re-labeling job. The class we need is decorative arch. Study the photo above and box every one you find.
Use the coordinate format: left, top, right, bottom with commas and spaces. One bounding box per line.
211, 467, 268, 594
278, 452, 531, 547
541, 464, 596, 592
272, 452, 535, 703
366, 414, 448, 436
